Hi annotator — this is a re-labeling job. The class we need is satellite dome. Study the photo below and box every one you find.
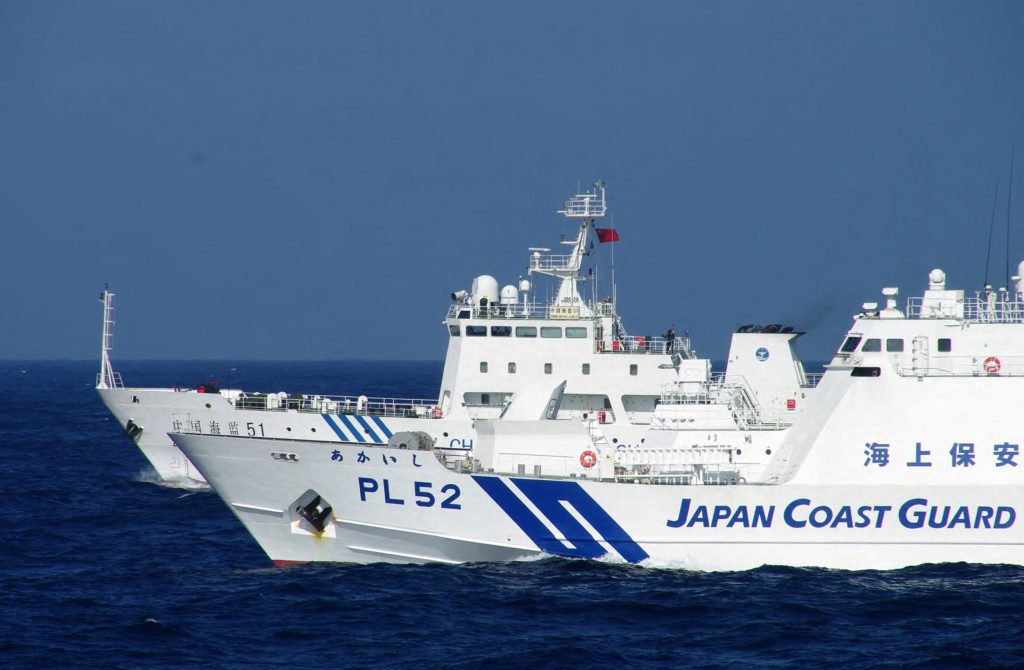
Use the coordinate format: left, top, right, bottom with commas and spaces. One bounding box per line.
471, 275, 499, 307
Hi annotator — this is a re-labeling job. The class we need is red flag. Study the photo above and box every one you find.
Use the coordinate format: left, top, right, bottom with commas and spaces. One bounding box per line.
595, 228, 620, 243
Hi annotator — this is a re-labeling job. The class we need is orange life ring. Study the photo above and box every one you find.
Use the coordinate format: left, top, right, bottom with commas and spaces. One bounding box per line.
983, 356, 1001, 375
431, 406, 443, 418
580, 450, 598, 468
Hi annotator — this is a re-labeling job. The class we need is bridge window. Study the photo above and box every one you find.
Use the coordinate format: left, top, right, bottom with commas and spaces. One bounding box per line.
938, 338, 952, 352
448, 325, 460, 336
840, 336, 861, 353
515, 326, 537, 337
491, 326, 512, 337
565, 327, 588, 338
629, 364, 638, 376
582, 363, 591, 375
544, 363, 553, 374
480, 362, 488, 373
466, 325, 487, 337
508, 362, 516, 374
541, 327, 562, 338
886, 338, 904, 352
861, 338, 881, 352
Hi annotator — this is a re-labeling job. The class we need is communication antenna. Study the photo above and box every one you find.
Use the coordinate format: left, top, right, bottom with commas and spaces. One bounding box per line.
1006, 142, 1016, 289
610, 211, 617, 308
984, 176, 1001, 288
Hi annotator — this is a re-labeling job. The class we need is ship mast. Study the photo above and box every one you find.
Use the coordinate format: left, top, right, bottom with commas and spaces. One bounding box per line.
528, 181, 607, 317
97, 285, 120, 389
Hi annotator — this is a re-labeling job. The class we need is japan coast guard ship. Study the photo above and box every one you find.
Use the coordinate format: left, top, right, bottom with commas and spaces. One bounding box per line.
174, 265, 1024, 570
96, 183, 816, 486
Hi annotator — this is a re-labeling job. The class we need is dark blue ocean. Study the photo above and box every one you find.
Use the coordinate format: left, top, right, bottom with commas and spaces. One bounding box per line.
3, 361, 1023, 669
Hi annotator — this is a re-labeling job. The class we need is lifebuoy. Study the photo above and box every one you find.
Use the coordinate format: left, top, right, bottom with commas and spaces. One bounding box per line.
431, 406, 443, 419
635, 336, 645, 349
579, 450, 598, 468
983, 356, 1001, 375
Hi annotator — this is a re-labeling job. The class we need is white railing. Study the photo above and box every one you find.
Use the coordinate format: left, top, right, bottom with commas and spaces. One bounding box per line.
659, 372, 740, 404
890, 354, 1024, 378
600, 335, 690, 355
95, 371, 124, 389
447, 301, 602, 320
233, 392, 440, 418
657, 373, 796, 429
612, 457, 772, 485
559, 189, 606, 218
802, 372, 823, 388
906, 297, 1024, 323
529, 254, 576, 272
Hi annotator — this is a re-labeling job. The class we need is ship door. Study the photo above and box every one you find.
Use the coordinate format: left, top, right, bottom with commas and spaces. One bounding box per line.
911, 336, 929, 375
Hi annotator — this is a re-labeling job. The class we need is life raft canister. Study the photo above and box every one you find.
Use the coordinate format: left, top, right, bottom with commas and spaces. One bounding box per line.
984, 356, 1002, 375
580, 450, 598, 468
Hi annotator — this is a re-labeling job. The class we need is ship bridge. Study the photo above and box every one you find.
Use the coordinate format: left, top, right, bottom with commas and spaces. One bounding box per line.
438, 182, 702, 424
834, 262, 1024, 378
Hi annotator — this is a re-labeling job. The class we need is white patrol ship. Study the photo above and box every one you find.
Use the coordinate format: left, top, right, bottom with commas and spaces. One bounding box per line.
97, 183, 815, 486
173, 265, 1024, 570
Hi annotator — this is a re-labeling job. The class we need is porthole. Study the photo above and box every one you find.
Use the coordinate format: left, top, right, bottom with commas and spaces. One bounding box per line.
311, 427, 317, 433
287, 427, 292, 432
765, 448, 772, 455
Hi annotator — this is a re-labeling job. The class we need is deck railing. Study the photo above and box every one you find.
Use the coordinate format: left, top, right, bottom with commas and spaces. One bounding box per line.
447, 301, 612, 320
233, 392, 440, 418
890, 354, 1024, 378
906, 297, 1024, 323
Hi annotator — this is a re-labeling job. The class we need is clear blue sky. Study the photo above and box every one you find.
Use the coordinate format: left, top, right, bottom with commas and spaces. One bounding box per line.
3, 1, 1023, 362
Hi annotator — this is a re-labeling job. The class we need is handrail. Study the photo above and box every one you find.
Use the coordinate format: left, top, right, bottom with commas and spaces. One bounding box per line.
890, 354, 1024, 378
599, 335, 690, 355
95, 371, 124, 389
906, 296, 1024, 323
447, 301, 611, 320
802, 373, 823, 388
233, 392, 440, 418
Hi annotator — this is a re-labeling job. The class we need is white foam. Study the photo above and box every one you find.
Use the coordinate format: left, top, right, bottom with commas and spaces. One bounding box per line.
133, 469, 211, 492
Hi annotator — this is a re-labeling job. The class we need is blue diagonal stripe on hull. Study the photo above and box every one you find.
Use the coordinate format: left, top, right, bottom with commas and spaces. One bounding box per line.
472, 475, 649, 563
322, 414, 349, 441
354, 415, 382, 443
512, 477, 650, 564
338, 415, 366, 443
370, 416, 393, 439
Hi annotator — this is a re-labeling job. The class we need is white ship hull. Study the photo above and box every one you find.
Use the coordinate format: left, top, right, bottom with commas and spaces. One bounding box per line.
172, 432, 1023, 569
97, 387, 214, 484
97, 384, 664, 486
